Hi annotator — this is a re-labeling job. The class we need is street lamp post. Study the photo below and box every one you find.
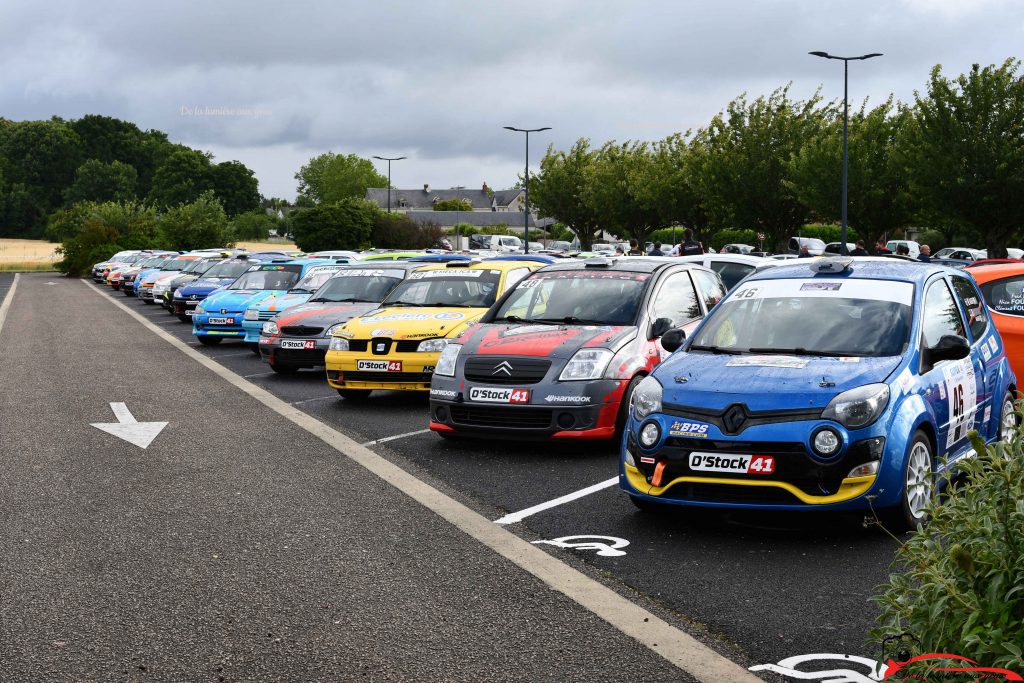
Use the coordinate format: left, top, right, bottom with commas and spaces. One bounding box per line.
503, 126, 551, 254
371, 155, 407, 213
809, 51, 882, 256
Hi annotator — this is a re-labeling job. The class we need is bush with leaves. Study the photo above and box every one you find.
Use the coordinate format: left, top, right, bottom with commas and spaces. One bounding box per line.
160, 191, 232, 251
870, 427, 1024, 672
231, 210, 279, 241
373, 213, 443, 249
54, 200, 161, 275
290, 198, 377, 252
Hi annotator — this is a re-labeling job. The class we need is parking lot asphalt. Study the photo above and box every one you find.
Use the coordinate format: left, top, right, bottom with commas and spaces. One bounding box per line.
3, 273, 906, 679
0, 273, 700, 682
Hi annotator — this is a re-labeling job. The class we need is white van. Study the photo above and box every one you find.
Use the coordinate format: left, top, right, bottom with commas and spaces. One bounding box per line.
469, 234, 523, 253
886, 240, 920, 258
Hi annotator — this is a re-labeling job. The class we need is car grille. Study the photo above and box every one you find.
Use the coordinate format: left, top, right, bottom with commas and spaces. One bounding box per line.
463, 357, 551, 385
281, 325, 324, 336
449, 405, 553, 429
348, 339, 423, 354
661, 482, 798, 505
348, 340, 370, 352
342, 371, 433, 384
257, 311, 276, 321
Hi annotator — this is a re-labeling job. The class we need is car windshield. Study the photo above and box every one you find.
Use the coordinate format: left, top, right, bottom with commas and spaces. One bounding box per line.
382, 269, 501, 308
140, 257, 166, 268
688, 278, 914, 357
229, 265, 302, 291
308, 269, 406, 303
204, 261, 255, 279
288, 266, 347, 293
186, 259, 217, 275
162, 257, 193, 271
493, 270, 649, 325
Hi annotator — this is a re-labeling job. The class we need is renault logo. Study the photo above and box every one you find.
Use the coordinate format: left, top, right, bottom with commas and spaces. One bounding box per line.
492, 361, 514, 376
723, 404, 747, 434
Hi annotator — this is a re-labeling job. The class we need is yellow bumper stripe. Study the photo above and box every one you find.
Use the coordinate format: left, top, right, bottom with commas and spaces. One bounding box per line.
625, 464, 875, 505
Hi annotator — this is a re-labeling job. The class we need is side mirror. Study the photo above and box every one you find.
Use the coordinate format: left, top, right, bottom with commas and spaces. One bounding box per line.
650, 317, 673, 339
661, 328, 686, 353
924, 334, 970, 366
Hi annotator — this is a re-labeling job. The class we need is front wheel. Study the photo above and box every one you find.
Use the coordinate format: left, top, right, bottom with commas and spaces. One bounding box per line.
615, 375, 645, 437
998, 390, 1018, 442
881, 430, 934, 532
177, 314, 190, 323
248, 343, 261, 356
629, 495, 663, 513
271, 363, 298, 375
142, 298, 153, 305
337, 389, 372, 401
197, 336, 222, 346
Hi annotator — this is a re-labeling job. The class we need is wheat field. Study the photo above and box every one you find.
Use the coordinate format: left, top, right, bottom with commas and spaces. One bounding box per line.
0, 239, 61, 271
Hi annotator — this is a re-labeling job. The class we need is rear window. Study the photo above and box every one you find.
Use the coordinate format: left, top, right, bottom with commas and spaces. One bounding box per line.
979, 275, 1024, 317
709, 262, 755, 290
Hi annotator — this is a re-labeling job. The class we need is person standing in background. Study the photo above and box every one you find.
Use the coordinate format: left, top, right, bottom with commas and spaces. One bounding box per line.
918, 245, 932, 262
679, 229, 704, 256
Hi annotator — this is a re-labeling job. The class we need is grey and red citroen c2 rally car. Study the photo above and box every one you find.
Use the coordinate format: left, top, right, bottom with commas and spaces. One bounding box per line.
428, 257, 727, 440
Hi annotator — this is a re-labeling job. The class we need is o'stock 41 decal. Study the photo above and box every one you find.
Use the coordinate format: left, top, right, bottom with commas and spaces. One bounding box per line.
943, 357, 978, 448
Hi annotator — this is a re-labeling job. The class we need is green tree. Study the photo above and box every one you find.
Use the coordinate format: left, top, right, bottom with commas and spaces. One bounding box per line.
289, 198, 378, 251
231, 210, 278, 240
68, 115, 174, 198
54, 200, 160, 275
63, 159, 138, 205
787, 100, 912, 245
432, 198, 474, 212
209, 160, 260, 217
530, 139, 602, 249
0, 119, 84, 233
294, 152, 388, 204
160, 191, 232, 250
373, 212, 443, 249
904, 59, 1024, 257
146, 147, 213, 209
585, 140, 666, 244
648, 133, 709, 239
689, 86, 823, 251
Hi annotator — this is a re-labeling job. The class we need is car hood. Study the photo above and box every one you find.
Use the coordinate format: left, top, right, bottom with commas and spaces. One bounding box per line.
170, 273, 198, 288
203, 289, 281, 313
179, 276, 239, 295
274, 301, 381, 330
460, 323, 638, 360
339, 306, 487, 340
658, 352, 903, 412
251, 291, 311, 314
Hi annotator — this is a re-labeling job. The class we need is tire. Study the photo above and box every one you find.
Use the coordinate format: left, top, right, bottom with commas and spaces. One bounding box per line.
248, 343, 261, 356
615, 375, 645, 437
337, 389, 372, 400
197, 336, 222, 346
998, 390, 1018, 442
629, 495, 662, 513
436, 431, 461, 441
177, 314, 190, 323
142, 298, 153, 305
881, 430, 934, 532
271, 363, 298, 375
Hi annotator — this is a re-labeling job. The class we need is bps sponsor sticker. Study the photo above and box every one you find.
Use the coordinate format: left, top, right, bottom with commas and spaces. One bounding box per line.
668, 420, 710, 438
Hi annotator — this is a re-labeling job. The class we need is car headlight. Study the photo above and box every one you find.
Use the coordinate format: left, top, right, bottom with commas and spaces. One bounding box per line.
174, 290, 184, 298
822, 383, 890, 429
632, 376, 663, 419
417, 338, 449, 353
435, 343, 462, 376
559, 349, 614, 381
244, 308, 259, 321
196, 305, 206, 315
329, 337, 350, 352
326, 323, 348, 336
262, 321, 279, 335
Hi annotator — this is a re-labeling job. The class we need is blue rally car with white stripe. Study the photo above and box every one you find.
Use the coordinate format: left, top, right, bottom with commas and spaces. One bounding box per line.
621, 257, 1016, 530
192, 259, 332, 346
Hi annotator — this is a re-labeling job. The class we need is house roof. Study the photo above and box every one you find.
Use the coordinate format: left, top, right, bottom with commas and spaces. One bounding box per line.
406, 210, 536, 228
365, 187, 522, 210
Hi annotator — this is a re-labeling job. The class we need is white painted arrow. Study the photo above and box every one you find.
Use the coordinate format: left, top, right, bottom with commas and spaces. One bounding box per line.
90, 402, 168, 449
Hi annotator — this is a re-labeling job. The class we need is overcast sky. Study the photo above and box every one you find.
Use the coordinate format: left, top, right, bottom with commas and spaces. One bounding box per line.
2, 0, 1022, 200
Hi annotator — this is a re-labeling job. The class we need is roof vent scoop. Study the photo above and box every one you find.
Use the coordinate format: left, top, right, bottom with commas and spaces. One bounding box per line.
811, 257, 854, 274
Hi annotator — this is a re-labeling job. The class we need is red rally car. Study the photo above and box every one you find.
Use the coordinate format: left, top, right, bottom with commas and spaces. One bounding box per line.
428, 257, 727, 440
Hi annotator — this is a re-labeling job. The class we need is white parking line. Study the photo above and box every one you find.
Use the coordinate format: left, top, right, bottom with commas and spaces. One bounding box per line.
292, 395, 337, 406
217, 351, 260, 358
151, 320, 180, 324
494, 477, 619, 525
360, 429, 431, 447
244, 371, 275, 379
0, 274, 20, 336
90, 280, 760, 683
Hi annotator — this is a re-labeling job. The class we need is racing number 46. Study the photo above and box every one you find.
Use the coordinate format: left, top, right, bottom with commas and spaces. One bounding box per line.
951, 384, 965, 418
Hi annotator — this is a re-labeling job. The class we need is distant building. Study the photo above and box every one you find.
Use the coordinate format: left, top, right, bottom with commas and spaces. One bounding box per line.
365, 183, 525, 213
405, 211, 536, 229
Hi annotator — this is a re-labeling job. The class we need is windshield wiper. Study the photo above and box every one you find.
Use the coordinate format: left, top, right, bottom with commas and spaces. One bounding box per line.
533, 316, 606, 325
494, 315, 549, 324
424, 302, 476, 308
687, 344, 742, 355
746, 347, 861, 357
311, 297, 374, 304
288, 288, 313, 294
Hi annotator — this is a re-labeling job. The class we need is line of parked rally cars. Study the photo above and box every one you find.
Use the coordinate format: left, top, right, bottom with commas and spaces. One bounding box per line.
92, 246, 1024, 530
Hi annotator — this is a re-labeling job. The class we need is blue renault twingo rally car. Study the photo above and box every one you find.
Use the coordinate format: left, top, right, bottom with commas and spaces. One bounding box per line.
620, 257, 1017, 529
192, 259, 333, 346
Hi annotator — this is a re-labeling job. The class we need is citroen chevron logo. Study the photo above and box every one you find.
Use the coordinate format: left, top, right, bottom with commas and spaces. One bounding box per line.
492, 361, 513, 376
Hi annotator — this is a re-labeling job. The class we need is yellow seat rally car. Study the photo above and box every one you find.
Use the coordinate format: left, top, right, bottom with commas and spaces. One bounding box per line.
325, 258, 543, 399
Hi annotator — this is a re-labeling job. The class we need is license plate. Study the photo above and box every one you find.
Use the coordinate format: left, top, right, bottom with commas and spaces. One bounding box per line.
185, 310, 194, 316
208, 317, 234, 325
688, 452, 775, 475
468, 387, 530, 404
357, 359, 403, 372
281, 339, 316, 350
